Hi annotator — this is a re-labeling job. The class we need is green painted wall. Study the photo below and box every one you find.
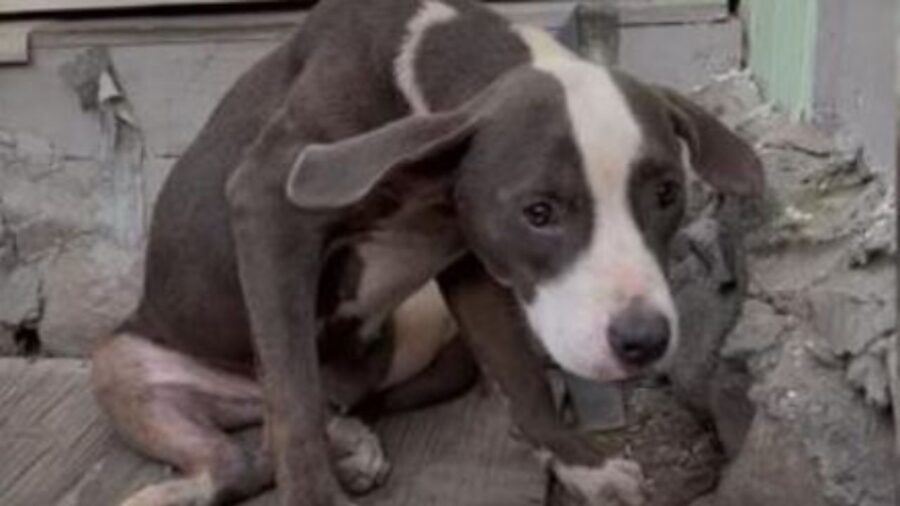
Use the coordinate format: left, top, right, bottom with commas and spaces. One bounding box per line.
747, 0, 818, 119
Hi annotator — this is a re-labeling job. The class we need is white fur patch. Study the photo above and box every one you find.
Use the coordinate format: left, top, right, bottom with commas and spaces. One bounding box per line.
523, 60, 678, 380
513, 25, 579, 65
394, 0, 459, 115
554, 458, 647, 506
381, 281, 456, 388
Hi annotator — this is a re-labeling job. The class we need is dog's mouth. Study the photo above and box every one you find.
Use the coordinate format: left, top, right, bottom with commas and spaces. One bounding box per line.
589, 352, 656, 382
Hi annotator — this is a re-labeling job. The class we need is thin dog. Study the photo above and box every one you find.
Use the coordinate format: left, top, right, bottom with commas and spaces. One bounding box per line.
91, 1, 764, 505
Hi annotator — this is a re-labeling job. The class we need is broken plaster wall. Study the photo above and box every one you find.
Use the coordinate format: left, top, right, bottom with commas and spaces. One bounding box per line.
0, 35, 275, 356
0, 48, 146, 357
671, 73, 897, 506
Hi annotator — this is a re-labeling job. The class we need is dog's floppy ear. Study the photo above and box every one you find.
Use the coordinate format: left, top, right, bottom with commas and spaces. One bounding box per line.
286, 112, 476, 210
657, 87, 764, 197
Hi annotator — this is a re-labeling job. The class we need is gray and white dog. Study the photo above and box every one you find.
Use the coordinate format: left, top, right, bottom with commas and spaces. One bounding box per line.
91, 0, 763, 505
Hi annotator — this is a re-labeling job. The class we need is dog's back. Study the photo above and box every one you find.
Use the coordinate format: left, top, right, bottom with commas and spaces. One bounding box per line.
118, 0, 528, 368
92, 3, 529, 503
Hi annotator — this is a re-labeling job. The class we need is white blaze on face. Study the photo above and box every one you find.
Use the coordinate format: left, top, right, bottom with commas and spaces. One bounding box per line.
523, 59, 678, 381
394, 0, 459, 115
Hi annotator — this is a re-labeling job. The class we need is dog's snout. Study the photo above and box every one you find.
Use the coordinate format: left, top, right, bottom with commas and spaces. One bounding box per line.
608, 303, 670, 367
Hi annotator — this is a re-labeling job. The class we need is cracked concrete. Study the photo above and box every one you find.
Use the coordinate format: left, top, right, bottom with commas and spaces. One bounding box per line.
672, 72, 897, 506
0, 46, 146, 357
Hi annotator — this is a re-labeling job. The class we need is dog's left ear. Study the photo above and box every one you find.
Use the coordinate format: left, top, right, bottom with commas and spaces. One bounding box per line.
657, 87, 765, 197
286, 112, 476, 210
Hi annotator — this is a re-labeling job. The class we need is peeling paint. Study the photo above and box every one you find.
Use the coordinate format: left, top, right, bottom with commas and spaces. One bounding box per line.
60, 47, 146, 249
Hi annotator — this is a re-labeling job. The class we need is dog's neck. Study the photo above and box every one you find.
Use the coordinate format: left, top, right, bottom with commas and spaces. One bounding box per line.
390, 0, 580, 115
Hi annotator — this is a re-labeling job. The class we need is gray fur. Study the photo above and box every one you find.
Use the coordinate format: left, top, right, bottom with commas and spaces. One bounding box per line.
96, 1, 763, 505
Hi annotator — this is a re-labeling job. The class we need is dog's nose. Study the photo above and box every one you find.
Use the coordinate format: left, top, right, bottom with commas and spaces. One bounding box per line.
608, 303, 670, 367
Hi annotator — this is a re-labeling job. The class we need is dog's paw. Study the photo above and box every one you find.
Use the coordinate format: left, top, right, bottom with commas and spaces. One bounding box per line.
326, 416, 391, 494
120, 473, 216, 506
553, 457, 647, 506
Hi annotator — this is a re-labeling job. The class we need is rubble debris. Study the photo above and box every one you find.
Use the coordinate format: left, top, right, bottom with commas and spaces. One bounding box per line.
668, 72, 897, 506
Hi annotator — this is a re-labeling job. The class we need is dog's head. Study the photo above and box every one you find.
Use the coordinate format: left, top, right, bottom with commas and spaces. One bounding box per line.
287, 61, 763, 382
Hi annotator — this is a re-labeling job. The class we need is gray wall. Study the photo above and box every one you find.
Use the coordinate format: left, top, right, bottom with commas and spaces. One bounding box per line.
811, 0, 896, 174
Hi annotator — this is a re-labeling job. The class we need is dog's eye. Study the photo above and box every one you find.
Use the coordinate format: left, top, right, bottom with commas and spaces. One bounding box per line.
656, 180, 681, 209
522, 201, 557, 228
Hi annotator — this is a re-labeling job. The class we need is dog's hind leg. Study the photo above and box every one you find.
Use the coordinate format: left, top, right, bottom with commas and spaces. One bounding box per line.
92, 334, 272, 506
354, 282, 481, 416
92, 334, 390, 505
360, 336, 479, 415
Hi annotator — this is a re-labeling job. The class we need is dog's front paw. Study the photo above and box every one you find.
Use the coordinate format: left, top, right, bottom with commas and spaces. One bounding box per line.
326, 416, 391, 494
553, 457, 646, 506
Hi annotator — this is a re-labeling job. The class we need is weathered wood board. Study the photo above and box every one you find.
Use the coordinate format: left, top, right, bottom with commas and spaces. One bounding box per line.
0, 358, 547, 506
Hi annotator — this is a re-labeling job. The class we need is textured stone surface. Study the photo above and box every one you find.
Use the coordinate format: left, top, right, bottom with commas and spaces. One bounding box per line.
675, 73, 898, 506
40, 239, 142, 356
0, 90, 144, 356
0, 30, 271, 356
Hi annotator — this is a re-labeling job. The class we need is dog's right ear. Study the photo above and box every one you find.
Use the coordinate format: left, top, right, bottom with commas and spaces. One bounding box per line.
286, 112, 476, 210
655, 86, 764, 197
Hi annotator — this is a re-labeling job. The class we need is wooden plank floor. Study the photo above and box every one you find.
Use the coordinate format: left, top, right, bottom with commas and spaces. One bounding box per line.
0, 358, 547, 506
